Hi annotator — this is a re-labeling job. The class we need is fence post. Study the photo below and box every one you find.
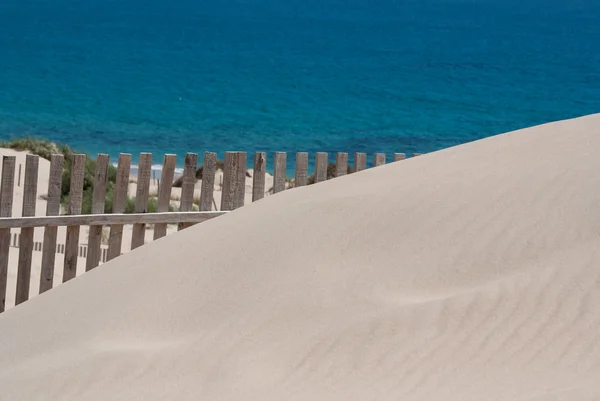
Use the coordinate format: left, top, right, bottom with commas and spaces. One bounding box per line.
394, 153, 406, 162
86, 154, 110, 271
63, 154, 86, 283
354, 152, 366, 172
252, 152, 266, 201
39, 154, 64, 294
15, 154, 39, 305
0, 156, 16, 313
273, 152, 286, 194
153, 154, 176, 240
315, 152, 328, 183
295, 152, 308, 187
336, 153, 348, 177
199, 152, 217, 212
234, 152, 247, 209
131, 153, 152, 250
178, 153, 198, 231
107, 154, 131, 261
374, 153, 386, 167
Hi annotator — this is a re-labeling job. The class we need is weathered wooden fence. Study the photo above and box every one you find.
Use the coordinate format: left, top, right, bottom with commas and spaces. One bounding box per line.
0, 150, 421, 312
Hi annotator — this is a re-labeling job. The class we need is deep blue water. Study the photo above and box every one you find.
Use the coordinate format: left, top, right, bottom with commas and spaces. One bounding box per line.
1, 0, 599, 170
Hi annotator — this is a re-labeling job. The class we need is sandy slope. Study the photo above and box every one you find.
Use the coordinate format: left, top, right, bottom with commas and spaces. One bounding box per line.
0, 148, 275, 309
1, 114, 600, 400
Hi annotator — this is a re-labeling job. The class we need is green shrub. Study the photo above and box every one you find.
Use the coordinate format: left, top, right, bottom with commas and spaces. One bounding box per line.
2, 138, 171, 214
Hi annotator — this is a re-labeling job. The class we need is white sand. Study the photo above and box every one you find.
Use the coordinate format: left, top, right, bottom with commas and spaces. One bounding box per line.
1, 114, 600, 400
0, 149, 276, 309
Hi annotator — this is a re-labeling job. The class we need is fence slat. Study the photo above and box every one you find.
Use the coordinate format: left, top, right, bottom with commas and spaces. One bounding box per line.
220, 152, 236, 211
315, 152, 328, 183
374, 153, 386, 167
86, 154, 110, 271
394, 153, 406, 162
200, 152, 216, 212
354, 152, 366, 172
295, 152, 308, 187
107, 154, 131, 261
178, 153, 198, 231
63, 154, 86, 283
39, 155, 64, 294
0, 156, 16, 313
336, 153, 348, 177
131, 153, 152, 250
153, 154, 176, 240
273, 152, 286, 194
15, 155, 39, 305
252, 152, 266, 201
234, 152, 247, 209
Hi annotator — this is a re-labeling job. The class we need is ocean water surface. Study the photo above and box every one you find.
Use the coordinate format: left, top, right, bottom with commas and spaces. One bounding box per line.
1, 0, 599, 169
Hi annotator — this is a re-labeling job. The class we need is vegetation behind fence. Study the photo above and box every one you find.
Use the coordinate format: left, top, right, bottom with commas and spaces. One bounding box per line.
0, 149, 421, 312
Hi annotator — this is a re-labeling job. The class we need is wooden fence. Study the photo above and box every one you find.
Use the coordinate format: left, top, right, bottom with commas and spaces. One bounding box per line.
0, 150, 421, 312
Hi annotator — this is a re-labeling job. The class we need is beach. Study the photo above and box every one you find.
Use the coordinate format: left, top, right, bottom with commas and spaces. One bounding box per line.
1, 114, 599, 400
0, 147, 278, 310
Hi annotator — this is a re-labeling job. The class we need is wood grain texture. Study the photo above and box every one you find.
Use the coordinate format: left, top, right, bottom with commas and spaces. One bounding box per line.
131, 153, 152, 250
39, 154, 64, 294
153, 154, 176, 240
107, 154, 131, 261
63, 154, 86, 283
178, 153, 198, 231
234, 152, 247, 209
200, 152, 217, 212
0, 156, 16, 313
374, 153, 386, 167
273, 152, 287, 194
0, 211, 227, 229
394, 153, 406, 162
220, 152, 236, 211
336, 153, 348, 177
86, 154, 110, 271
315, 152, 328, 183
15, 154, 39, 305
354, 153, 367, 172
295, 152, 308, 187
252, 152, 266, 201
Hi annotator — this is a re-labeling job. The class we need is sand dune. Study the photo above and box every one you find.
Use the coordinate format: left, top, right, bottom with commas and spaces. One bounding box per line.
1, 114, 600, 400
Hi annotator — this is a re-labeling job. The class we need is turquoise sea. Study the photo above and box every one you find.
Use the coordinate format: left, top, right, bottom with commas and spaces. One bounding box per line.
1, 0, 599, 170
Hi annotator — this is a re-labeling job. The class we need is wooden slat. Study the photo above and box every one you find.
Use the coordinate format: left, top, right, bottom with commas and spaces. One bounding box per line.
177, 153, 198, 231
107, 154, 131, 261
394, 153, 406, 162
354, 152, 366, 172
131, 153, 152, 250
0, 211, 227, 229
273, 152, 286, 194
15, 154, 39, 305
252, 152, 266, 201
153, 154, 176, 240
200, 152, 217, 212
86, 154, 110, 271
234, 152, 247, 209
335, 153, 348, 177
63, 154, 86, 283
220, 152, 236, 211
39, 154, 64, 294
0, 156, 16, 313
295, 152, 308, 187
315, 152, 328, 183
374, 153, 386, 167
